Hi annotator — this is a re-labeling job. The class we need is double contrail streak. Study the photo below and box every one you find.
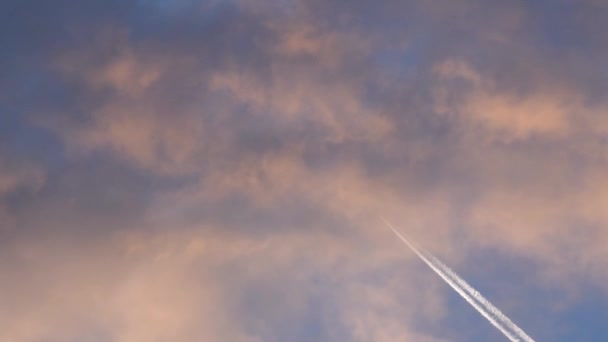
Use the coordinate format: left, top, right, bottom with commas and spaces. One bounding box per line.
382, 218, 534, 342
426, 251, 535, 342
384, 221, 520, 341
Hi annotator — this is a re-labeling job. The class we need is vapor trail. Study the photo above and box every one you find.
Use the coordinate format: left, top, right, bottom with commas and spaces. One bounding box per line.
382, 219, 521, 341
424, 249, 535, 342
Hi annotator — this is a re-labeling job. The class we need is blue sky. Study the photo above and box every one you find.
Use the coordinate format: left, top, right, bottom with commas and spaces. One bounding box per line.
1, 0, 608, 341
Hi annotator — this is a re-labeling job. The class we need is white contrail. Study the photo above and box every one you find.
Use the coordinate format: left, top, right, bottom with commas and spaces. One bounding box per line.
382, 219, 521, 341
384, 222, 535, 342
423, 248, 535, 342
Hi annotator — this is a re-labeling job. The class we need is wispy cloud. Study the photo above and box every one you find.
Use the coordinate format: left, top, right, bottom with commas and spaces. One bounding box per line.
2, 0, 608, 341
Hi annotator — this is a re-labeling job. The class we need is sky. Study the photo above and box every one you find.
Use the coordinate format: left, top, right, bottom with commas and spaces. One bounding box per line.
2, 0, 608, 341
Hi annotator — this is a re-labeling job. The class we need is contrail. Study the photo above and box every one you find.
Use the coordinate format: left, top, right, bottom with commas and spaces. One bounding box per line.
423, 248, 535, 342
382, 219, 520, 341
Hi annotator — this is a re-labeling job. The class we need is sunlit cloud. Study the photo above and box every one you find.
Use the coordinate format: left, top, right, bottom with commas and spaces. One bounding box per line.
2, 0, 608, 341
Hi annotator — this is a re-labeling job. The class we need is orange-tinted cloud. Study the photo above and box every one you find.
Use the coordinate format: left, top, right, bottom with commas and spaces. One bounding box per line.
4, 0, 608, 341
433, 60, 575, 141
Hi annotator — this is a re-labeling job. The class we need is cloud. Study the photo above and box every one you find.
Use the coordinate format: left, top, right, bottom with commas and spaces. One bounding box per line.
4, 0, 608, 341
0, 230, 262, 341
41, 6, 392, 177
433, 59, 576, 141
0, 159, 44, 195
0, 153, 45, 233
0, 214, 453, 341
